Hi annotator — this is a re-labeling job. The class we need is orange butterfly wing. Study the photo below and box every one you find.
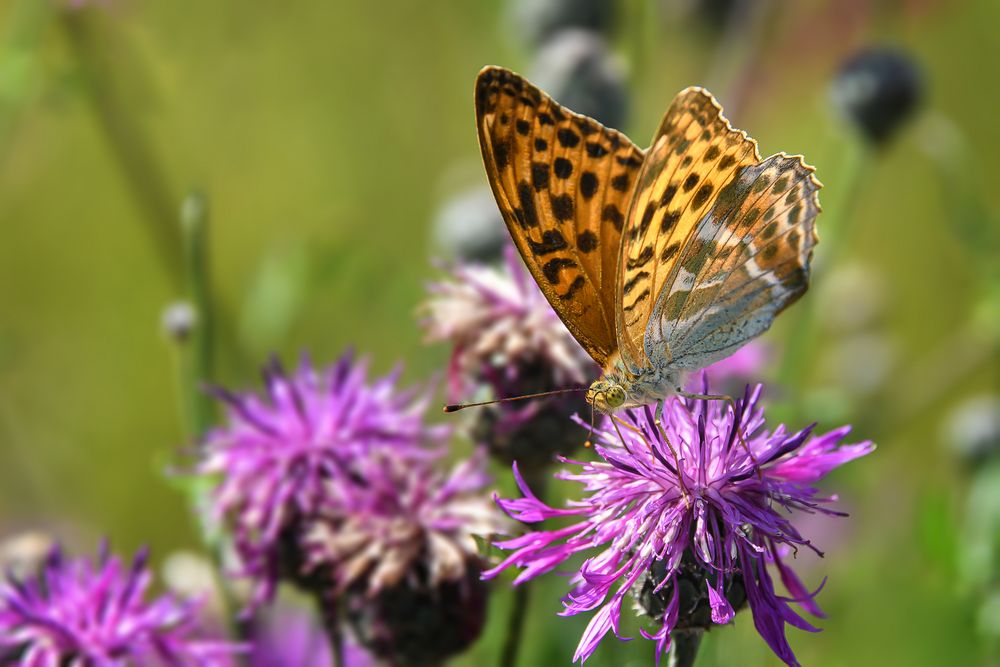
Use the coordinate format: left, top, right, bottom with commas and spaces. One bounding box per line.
475, 66, 644, 368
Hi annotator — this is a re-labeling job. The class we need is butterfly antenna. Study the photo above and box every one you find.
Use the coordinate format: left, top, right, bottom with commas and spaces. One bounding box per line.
443, 387, 585, 413
584, 403, 596, 448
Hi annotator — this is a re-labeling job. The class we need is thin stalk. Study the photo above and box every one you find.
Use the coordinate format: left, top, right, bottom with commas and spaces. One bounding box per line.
180, 192, 215, 437
500, 584, 531, 667
668, 630, 702, 667
776, 138, 873, 398
60, 10, 182, 288
705, 0, 775, 121
316, 594, 345, 667
499, 471, 548, 667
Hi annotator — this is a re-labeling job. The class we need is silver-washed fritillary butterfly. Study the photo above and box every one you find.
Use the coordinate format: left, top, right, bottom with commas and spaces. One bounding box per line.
474, 66, 821, 416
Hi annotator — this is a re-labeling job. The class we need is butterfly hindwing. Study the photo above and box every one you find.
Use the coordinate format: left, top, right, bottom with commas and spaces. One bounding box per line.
615, 88, 760, 368
476, 66, 645, 367
656, 153, 821, 368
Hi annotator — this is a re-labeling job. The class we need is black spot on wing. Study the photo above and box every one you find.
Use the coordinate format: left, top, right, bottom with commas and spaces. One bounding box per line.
553, 157, 574, 179
611, 173, 630, 191
659, 184, 677, 207
531, 163, 550, 191
602, 205, 624, 231
517, 182, 538, 228
542, 257, 577, 284
557, 128, 580, 148
626, 245, 654, 269
550, 193, 574, 220
692, 184, 714, 209
623, 271, 650, 296
661, 210, 680, 233
527, 230, 568, 256
577, 230, 599, 252
661, 242, 680, 261
580, 172, 599, 199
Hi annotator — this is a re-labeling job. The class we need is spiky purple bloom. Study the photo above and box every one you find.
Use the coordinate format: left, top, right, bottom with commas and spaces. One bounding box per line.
198, 352, 448, 607
0, 544, 242, 666
485, 383, 874, 666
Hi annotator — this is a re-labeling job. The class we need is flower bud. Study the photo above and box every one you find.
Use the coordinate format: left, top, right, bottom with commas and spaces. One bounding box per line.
830, 47, 923, 146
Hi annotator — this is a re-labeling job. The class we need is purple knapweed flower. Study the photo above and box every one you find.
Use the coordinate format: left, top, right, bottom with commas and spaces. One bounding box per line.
197, 352, 448, 607
485, 382, 874, 666
302, 450, 509, 666
422, 246, 596, 468
0, 543, 242, 666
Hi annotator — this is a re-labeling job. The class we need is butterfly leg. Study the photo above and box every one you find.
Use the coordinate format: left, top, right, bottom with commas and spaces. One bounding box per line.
676, 389, 763, 478
651, 399, 692, 502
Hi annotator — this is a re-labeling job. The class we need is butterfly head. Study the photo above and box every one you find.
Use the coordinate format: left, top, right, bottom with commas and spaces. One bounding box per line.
586, 377, 628, 414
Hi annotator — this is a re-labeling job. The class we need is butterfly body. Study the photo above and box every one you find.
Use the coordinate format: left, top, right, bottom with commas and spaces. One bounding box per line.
475, 67, 821, 413
586, 356, 682, 413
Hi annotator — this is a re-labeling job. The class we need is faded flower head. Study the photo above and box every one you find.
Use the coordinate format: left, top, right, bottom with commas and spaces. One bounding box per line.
303, 449, 507, 595
0, 543, 242, 666
198, 352, 447, 606
422, 246, 595, 468
422, 245, 592, 398
303, 449, 508, 666
486, 382, 874, 665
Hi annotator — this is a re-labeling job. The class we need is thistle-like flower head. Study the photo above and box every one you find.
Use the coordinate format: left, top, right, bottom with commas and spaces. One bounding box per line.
486, 382, 874, 666
198, 352, 447, 606
0, 543, 242, 666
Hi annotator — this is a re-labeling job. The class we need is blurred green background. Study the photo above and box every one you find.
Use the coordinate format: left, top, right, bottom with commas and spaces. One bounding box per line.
0, 0, 998, 665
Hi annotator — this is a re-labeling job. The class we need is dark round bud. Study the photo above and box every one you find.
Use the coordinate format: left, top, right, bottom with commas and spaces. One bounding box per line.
345, 566, 488, 667
161, 301, 197, 342
691, 0, 741, 34
944, 395, 1000, 468
529, 30, 629, 130
830, 47, 923, 146
471, 359, 588, 472
432, 186, 507, 263
633, 549, 747, 632
507, 0, 618, 48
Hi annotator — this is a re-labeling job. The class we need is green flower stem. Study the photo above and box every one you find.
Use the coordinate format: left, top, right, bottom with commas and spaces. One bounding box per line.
776, 137, 873, 401
180, 192, 215, 438
500, 584, 532, 667
668, 630, 702, 667
706, 0, 775, 121
317, 594, 345, 667
500, 470, 549, 667
60, 10, 183, 288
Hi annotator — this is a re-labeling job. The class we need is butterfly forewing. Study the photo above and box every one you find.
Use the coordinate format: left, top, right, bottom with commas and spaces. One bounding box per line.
475, 66, 645, 367
615, 88, 761, 368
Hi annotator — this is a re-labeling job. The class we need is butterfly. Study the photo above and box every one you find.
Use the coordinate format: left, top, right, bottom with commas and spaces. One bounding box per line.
475, 66, 821, 418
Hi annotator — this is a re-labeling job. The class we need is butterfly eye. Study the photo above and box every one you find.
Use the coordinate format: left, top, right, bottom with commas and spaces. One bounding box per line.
606, 387, 626, 408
